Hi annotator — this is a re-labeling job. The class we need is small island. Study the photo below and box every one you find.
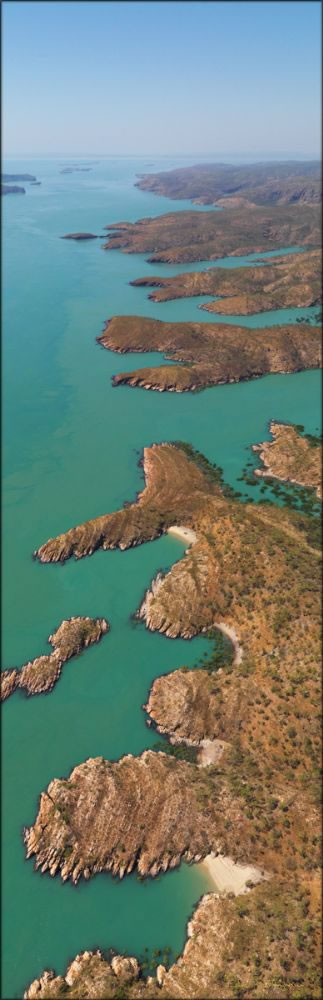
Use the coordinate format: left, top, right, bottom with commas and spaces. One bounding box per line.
1, 616, 109, 701
61, 232, 99, 240
253, 421, 322, 498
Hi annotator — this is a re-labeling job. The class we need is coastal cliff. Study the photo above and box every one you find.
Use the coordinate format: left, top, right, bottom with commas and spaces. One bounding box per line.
1, 617, 109, 701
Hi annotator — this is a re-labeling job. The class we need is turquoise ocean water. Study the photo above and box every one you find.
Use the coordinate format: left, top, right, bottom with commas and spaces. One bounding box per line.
2, 158, 321, 998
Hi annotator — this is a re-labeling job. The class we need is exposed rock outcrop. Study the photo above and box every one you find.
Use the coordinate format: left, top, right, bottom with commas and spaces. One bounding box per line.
253, 421, 322, 498
1, 617, 109, 701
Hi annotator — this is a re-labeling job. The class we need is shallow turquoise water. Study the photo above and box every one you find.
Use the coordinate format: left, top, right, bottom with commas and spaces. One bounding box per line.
2, 158, 321, 999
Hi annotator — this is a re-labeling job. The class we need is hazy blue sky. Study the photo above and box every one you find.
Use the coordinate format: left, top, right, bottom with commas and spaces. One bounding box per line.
3, 0, 321, 156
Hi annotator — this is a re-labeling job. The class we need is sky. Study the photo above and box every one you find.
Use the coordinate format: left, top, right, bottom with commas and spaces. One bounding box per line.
2, 0, 321, 157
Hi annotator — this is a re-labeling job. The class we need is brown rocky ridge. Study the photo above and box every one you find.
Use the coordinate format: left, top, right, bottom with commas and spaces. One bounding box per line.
1, 616, 109, 701
131, 248, 321, 315
102, 204, 320, 264
253, 421, 322, 499
135, 160, 321, 206
97, 314, 321, 393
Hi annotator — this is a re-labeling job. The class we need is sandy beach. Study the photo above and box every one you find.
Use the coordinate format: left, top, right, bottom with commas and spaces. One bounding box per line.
201, 854, 266, 895
168, 525, 197, 545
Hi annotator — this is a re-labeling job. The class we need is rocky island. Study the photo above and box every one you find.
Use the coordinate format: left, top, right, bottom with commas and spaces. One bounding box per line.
62, 232, 99, 240
131, 248, 321, 315
1, 616, 109, 701
96, 315, 322, 393
253, 421, 322, 498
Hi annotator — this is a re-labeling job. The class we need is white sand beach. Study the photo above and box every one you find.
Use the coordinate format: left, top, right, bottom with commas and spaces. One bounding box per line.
168, 525, 197, 545
201, 854, 266, 895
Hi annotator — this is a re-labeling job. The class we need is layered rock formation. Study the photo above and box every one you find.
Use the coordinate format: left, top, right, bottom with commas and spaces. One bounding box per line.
253, 421, 322, 499
98, 314, 321, 393
24, 749, 238, 883
1, 617, 109, 701
131, 248, 321, 315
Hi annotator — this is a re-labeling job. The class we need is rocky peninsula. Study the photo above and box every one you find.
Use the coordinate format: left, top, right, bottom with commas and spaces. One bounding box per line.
131, 248, 321, 315
102, 203, 320, 264
1, 617, 109, 701
97, 315, 321, 393
253, 421, 322, 498
135, 160, 321, 206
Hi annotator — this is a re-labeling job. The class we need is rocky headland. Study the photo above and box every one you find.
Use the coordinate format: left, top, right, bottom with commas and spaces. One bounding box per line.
97, 314, 322, 393
131, 248, 321, 315
102, 203, 320, 264
135, 161, 322, 206
1, 617, 109, 701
